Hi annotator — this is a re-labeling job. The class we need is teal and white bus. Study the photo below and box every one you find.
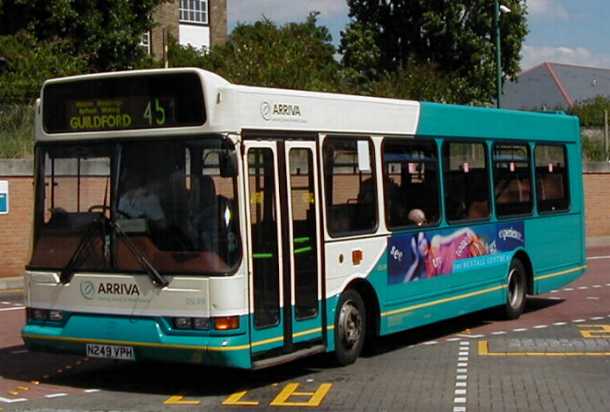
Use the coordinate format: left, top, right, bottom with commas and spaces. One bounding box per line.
22, 68, 586, 368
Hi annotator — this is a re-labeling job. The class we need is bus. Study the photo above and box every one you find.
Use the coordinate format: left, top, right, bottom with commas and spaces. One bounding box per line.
22, 68, 586, 369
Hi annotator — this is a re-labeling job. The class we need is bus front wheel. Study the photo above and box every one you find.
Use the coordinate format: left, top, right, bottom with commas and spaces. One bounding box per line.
504, 259, 527, 320
334, 289, 366, 366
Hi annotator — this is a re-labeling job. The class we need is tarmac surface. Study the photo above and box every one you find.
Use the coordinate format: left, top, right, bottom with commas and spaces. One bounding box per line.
0, 242, 609, 411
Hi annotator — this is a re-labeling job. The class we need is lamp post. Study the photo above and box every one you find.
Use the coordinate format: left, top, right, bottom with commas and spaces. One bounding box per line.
494, 1, 511, 108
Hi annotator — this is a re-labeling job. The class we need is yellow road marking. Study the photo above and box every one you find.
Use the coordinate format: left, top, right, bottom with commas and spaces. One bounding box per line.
270, 383, 333, 407
478, 340, 610, 356
578, 325, 610, 339
222, 390, 259, 406
163, 395, 201, 405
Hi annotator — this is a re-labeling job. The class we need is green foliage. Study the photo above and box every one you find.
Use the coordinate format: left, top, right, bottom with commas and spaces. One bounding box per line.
341, 0, 528, 103
569, 96, 610, 128
0, 33, 86, 103
0, 104, 34, 158
169, 13, 342, 92
582, 136, 605, 161
0, 0, 163, 72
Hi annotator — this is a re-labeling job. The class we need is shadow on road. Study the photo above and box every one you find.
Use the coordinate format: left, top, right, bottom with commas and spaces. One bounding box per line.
0, 297, 564, 398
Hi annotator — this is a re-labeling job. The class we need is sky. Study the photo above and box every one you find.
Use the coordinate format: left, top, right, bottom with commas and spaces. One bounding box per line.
228, 0, 610, 72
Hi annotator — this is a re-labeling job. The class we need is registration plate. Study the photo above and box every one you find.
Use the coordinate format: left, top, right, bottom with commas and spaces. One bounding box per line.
86, 343, 135, 361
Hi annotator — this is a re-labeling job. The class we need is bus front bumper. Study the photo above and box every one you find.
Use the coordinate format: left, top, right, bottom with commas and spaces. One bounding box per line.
21, 314, 252, 369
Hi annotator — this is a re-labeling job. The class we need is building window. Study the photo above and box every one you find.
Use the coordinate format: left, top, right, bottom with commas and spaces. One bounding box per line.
179, 0, 208, 25
140, 31, 151, 54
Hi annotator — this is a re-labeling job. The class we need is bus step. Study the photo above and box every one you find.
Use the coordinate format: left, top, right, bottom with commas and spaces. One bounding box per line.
252, 345, 326, 370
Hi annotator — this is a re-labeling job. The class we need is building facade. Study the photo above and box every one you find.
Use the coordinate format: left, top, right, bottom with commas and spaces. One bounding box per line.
146, 0, 227, 60
501, 62, 610, 111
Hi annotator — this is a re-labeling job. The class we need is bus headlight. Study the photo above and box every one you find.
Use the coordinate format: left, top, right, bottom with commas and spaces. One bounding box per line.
173, 317, 193, 329
48, 310, 65, 321
30, 308, 48, 321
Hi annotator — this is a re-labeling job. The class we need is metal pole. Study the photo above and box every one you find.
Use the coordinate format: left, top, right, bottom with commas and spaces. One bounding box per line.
604, 109, 608, 161
494, 0, 502, 109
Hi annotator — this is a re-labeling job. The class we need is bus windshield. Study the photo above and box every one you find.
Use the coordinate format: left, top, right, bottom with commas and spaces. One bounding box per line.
29, 137, 241, 276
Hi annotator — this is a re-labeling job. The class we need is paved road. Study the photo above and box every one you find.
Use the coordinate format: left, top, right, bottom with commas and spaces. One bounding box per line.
1, 249, 609, 412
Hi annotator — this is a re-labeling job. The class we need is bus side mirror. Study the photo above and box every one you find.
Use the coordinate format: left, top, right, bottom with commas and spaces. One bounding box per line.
220, 151, 237, 177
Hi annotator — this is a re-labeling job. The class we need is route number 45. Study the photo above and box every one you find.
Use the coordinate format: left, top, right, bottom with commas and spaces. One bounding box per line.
143, 98, 166, 126
578, 324, 610, 338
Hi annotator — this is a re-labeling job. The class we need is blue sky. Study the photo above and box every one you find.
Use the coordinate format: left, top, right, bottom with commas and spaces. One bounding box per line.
228, 0, 610, 71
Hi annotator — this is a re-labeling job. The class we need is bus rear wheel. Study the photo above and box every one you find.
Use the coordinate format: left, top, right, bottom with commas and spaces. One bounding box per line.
334, 289, 366, 366
503, 259, 527, 320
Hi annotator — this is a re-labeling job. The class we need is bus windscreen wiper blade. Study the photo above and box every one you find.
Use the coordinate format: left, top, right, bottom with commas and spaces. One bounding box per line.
109, 221, 169, 288
60, 219, 102, 285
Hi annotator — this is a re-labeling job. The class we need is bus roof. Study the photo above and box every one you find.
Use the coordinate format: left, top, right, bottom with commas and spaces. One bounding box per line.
36, 68, 579, 143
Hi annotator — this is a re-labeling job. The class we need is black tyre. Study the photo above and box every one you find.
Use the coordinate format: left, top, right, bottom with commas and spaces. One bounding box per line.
334, 289, 366, 366
503, 258, 527, 320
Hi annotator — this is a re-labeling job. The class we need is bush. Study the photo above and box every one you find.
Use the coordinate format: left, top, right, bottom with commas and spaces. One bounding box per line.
0, 104, 34, 158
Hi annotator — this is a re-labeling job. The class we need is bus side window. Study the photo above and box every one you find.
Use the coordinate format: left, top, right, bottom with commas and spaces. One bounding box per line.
535, 144, 569, 212
493, 143, 532, 217
443, 141, 491, 222
382, 138, 440, 229
323, 137, 377, 237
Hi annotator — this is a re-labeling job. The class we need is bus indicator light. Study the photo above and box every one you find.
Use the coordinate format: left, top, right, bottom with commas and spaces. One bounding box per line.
214, 316, 240, 330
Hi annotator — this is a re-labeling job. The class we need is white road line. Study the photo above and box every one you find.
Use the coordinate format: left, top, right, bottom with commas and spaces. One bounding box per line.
0, 306, 25, 312
592, 285, 602, 288
0, 396, 28, 403
586, 297, 600, 300
455, 389, 467, 395
553, 322, 567, 326
84, 389, 101, 393
422, 341, 438, 345
459, 341, 471, 346
457, 368, 468, 373
533, 325, 548, 329
454, 397, 467, 403
491, 331, 507, 335
458, 357, 468, 361
572, 319, 586, 323
455, 382, 467, 387
513, 328, 528, 332
577, 286, 589, 290
587, 255, 610, 260
453, 407, 467, 412
564, 288, 574, 291
446, 338, 462, 342
458, 362, 468, 367
590, 316, 605, 320
547, 297, 563, 300
44, 393, 68, 398
1, 301, 10, 305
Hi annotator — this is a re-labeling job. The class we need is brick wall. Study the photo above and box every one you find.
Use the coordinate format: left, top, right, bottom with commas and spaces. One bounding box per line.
1, 168, 609, 279
209, 0, 228, 47
151, 0, 179, 61
583, 173, 610, 236
0, 176, 34, 278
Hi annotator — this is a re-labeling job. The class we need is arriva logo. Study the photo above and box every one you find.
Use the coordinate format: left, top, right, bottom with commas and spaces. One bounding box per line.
260, 101, 272, 121
260, 101, 303, 122
80, 280, 96, 300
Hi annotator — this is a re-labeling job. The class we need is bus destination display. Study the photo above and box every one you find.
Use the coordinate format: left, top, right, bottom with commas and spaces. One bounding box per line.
43, 72, 206, 133
67, 97, 174, 131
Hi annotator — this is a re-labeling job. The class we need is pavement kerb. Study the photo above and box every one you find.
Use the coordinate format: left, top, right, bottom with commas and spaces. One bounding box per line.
0, 276, 24, 291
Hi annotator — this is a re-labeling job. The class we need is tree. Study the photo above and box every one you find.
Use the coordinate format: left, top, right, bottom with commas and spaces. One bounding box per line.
0, 0, 164, 71
169, 13, 342, 92
340, 0, 528, 103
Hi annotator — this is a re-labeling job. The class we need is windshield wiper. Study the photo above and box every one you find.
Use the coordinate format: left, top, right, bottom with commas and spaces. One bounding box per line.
60, 218, 104, 285
109, 221, 169, 288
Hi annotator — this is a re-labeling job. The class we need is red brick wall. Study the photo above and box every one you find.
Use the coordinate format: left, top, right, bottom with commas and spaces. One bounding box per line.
0, 176, 34, 277
0, 173, 609, 278
583, 173, 610, 237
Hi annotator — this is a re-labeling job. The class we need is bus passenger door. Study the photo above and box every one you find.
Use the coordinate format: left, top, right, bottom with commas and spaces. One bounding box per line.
284, 141, 323, 349
244, 141, 286, 357
244, 140, 324, 363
